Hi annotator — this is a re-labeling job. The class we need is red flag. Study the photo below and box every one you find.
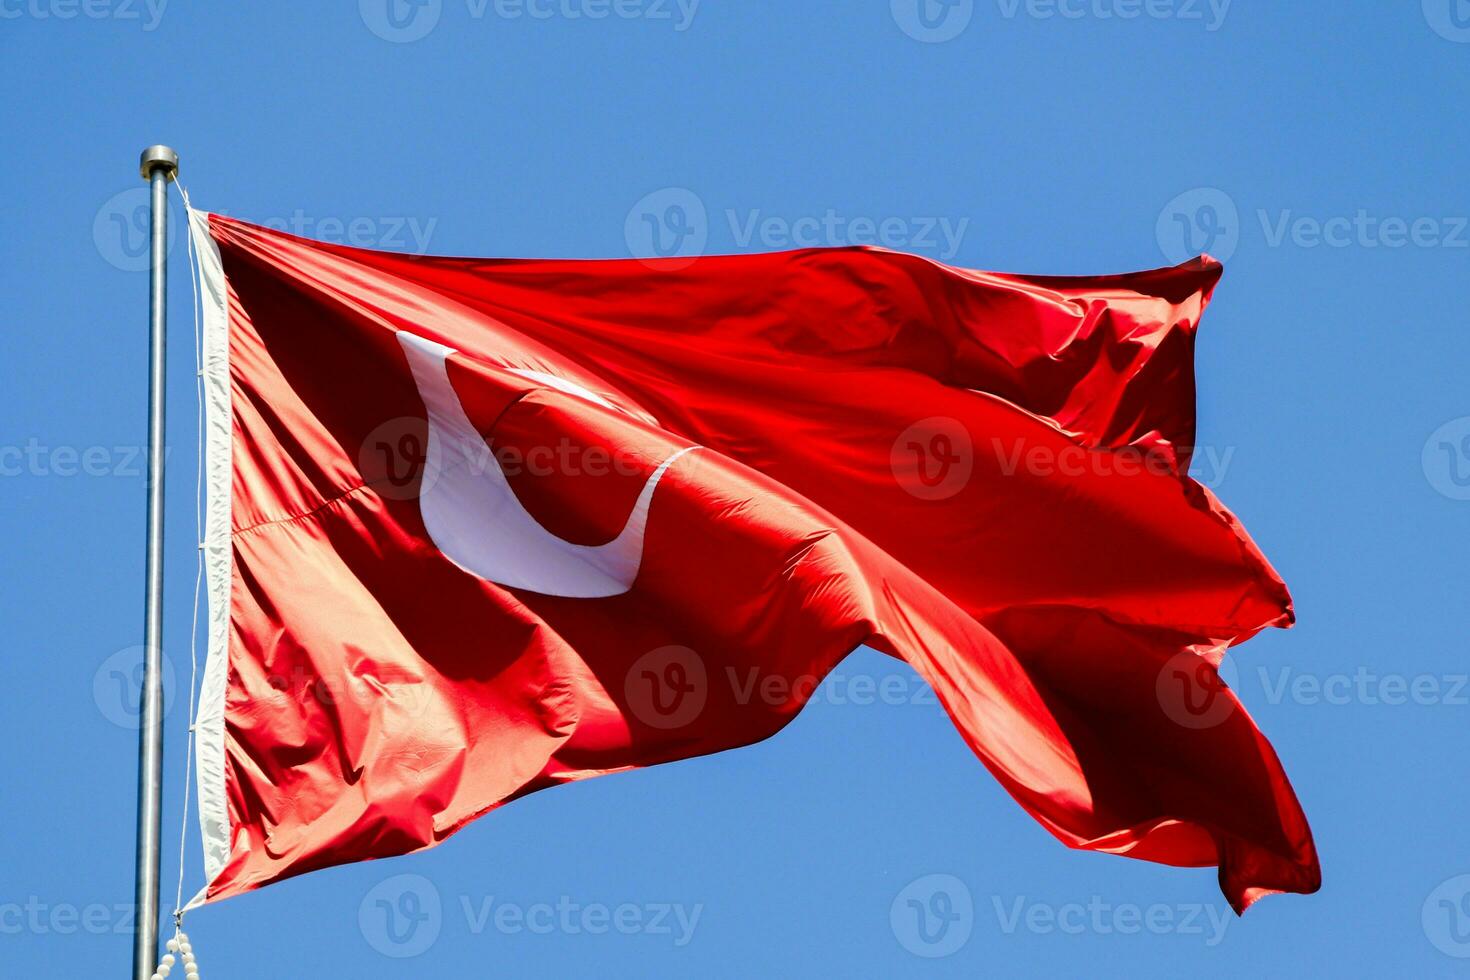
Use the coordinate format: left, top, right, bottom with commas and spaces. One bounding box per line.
185, 211, 1318, 912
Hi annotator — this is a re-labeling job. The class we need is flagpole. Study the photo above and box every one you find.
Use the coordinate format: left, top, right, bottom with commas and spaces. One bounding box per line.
134, 143, 177, 980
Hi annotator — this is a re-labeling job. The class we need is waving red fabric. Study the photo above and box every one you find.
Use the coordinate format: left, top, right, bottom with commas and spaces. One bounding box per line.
190, 212, 1317, 912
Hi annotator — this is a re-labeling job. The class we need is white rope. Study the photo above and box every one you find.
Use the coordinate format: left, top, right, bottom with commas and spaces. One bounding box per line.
169, 181, 205, 952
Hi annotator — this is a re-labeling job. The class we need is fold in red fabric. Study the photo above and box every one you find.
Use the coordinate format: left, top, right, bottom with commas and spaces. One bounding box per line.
195, 212, 1318, 912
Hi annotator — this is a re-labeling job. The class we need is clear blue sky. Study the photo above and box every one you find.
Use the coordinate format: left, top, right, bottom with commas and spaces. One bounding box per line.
3, 2, 1469, 976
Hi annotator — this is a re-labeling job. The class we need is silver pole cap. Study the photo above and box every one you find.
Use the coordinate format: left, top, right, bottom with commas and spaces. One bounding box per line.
139, 144, 179, 181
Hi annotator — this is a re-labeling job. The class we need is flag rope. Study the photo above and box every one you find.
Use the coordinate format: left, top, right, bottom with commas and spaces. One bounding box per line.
154, 182, 206, 980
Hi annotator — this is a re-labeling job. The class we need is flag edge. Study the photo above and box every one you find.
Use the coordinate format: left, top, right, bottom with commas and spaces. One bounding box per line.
185, 207, 234, 908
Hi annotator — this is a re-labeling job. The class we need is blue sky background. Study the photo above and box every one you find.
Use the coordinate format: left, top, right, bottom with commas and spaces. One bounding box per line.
3, 2, 1469, 976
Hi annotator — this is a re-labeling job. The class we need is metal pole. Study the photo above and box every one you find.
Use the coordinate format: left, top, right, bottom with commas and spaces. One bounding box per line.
134, 144, 177, 980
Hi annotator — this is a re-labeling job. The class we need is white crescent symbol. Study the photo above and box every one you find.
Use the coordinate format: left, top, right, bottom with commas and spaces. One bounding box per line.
396, 330, 696, 598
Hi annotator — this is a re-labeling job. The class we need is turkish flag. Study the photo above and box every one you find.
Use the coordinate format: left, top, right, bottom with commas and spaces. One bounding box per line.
185, 211, 1318, 912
